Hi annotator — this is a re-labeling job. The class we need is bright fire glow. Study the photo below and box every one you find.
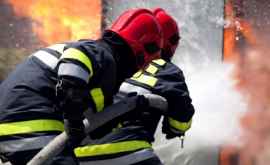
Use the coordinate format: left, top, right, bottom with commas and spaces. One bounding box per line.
7, 0, 101, 45
223, 1, 257, 62
222, 1, 270, 165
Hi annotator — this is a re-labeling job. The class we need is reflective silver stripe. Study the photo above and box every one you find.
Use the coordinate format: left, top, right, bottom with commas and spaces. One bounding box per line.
58, 63, 90, 83
0, 135, 56, 153
32, 50, 59, 69
79, 149, 157, 165
47, 44, 66, 54
119, 82, 151, 95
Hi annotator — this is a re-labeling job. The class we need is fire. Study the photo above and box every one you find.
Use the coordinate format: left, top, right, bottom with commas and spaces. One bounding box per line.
236, 45, 270, 165
223, 0, 238, 62
6, 0, 101, 45
222, 1, 270, 165
223, 0, 257, 62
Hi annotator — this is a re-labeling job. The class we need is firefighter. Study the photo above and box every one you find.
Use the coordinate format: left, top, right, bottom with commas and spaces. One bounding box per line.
0, 8, 163, 165
75, 8, 194, 165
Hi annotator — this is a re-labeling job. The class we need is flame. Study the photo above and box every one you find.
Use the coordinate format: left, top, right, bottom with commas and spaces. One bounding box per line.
220, 45, 270, 165
235, 45, 270, 165
222, 1, 270, 165
223, 1, 257, 62
223, 0, 238, 62
6, 0, 101, 45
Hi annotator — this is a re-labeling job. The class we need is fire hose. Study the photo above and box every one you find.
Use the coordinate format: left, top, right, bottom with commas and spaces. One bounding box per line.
27, 94, 167, 165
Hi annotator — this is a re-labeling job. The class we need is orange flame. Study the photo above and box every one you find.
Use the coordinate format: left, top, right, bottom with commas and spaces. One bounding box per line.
223, 1, 257, 62
235, 45, 270, 165
223, 1, 237, 61
222, 1, 270, 165
7, 0, 101, 45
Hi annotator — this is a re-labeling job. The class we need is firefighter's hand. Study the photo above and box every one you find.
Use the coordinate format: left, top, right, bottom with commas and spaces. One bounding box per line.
64, 119, 86, 149
162, 117, 185, 139
56, 77, 89, 120
164, 127, 185, 139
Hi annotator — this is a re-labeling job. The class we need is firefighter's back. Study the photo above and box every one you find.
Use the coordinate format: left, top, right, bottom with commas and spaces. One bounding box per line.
0, 48, 66, 165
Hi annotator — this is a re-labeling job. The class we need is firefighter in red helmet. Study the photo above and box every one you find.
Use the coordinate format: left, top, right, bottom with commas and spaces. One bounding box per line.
0, 8, 162, 165
152, 7, 193, 141
109, 8, 163, 68
75, 8, 194, 165
153, 8, 180, 60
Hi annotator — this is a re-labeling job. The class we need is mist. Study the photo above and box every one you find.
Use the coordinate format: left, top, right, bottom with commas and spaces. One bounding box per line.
153, 61, 247, 165
103, 0, 249, 164
2, 0, 269, 164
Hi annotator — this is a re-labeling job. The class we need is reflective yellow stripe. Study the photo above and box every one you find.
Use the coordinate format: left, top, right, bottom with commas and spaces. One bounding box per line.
131, 74, 157, 87
152, 59, 166, 66
61, 48, 93, 77
145, 64, 158, 75
168, 118, 192, 132
132, 70, 143, 78
0, 119, 64, 136
74, 140, 151, 157
90, 88, 104, 112
47, 44, 66, 54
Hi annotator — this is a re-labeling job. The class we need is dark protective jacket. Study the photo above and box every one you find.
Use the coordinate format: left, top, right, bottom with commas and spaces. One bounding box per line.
74, 58, 195, 161
0, 38, 121, 164
0, 44, 67, 164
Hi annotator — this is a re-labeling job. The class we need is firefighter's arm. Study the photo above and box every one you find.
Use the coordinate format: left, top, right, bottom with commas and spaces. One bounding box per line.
160, 86, 194, 139
121, 60, 195, 139
153, 65, 195, 139
56, 42, 94, 147
162, 117, 192, 139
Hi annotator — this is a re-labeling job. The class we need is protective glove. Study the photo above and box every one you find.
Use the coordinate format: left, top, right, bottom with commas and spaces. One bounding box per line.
162, 117, 185, 139
56, 77, 89, 120
64, 119, 86, 149
56, 77, 88, 148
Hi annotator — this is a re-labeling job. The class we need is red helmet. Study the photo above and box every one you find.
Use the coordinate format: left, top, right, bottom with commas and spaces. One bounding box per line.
107, 8, 163, 68
153, 8, 180, 60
